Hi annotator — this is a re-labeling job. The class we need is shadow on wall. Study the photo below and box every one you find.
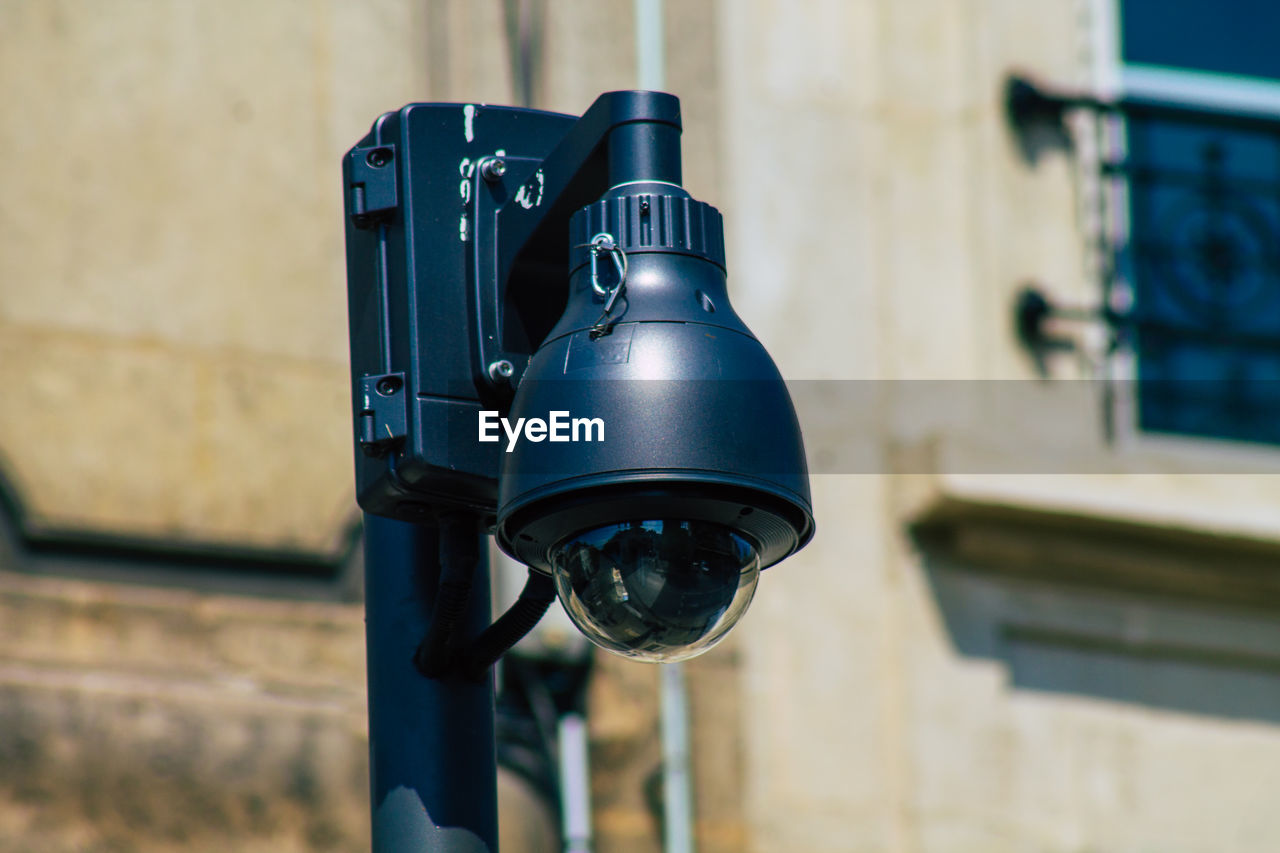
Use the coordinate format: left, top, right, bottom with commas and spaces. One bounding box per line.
0, 463, 364, 602
916, 529, 1280, 727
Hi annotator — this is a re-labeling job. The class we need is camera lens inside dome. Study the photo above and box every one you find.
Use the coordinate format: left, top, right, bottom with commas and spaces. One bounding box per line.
548, 520, 760, 662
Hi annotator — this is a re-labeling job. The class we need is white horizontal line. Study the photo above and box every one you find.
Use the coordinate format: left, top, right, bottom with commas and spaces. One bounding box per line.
1123, 65, 1280, 117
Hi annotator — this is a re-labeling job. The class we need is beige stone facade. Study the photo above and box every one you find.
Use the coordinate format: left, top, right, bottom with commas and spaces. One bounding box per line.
4, 1, 1280, 851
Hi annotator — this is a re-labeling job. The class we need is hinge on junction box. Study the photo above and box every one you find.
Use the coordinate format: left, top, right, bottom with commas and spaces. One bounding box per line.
349, 145, 399, 229
357, 373, 407, 457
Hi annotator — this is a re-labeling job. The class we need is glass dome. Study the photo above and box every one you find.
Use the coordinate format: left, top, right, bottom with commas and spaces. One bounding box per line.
548, 519, 760, 662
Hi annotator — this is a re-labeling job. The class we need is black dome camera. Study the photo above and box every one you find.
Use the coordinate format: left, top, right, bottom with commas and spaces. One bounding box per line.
495, 181, 813, 660
344, 91, 813, 666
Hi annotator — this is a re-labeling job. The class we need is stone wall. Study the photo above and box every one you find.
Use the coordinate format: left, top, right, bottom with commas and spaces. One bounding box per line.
0, 569, 369, 852
5, 2, 1280, 852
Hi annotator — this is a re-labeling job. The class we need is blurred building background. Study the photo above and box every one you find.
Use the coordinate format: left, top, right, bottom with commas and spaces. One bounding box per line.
4, 0, 1280, 851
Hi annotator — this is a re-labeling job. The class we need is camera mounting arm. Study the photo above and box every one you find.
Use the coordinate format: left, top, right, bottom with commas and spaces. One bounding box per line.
495, 90, 682, 285
473, 91, 684, 393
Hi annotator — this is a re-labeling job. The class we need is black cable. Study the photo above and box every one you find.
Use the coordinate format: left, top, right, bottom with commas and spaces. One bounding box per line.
462, 569, 557, 679
413, 512, 481, 678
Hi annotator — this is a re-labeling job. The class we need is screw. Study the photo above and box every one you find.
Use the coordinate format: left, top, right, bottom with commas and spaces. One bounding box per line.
376, 376, 402, 395
366, 148, 392, 168
480, 158, 507, 182
488, 359, 515, 382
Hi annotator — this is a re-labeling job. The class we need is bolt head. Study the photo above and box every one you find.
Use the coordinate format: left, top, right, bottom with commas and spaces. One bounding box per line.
481, 158, 507, 181
488, 359, 515, 381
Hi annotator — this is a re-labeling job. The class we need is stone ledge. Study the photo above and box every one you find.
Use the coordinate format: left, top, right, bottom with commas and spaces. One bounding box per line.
0, 569, 367, 689
0, 568, 370, 851
911, 494, 1280, 610
0, 678, 369, 853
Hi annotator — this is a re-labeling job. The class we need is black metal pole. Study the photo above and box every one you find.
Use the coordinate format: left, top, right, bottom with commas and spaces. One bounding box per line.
363, 512, 498, 852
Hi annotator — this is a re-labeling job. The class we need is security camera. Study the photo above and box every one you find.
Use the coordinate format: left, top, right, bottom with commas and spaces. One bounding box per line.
494, 186, 813, 661
343, 91, 813, 667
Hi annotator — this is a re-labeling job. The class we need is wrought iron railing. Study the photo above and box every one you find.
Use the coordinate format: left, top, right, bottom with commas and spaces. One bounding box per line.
1007, 75, 1280, 445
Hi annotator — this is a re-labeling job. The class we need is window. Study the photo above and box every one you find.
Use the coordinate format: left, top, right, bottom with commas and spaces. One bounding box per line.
1107, 0, 1280, 445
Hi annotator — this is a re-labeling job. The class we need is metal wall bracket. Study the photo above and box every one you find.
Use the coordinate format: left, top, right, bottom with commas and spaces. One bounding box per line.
349, 144, 399, 229
357, 372, 407, 457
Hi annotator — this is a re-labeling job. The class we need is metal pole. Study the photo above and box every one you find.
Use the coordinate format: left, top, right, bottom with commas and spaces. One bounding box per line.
634, 0, 665, 91
558, 712, 594, 853
363, 512, 499, 852
660, 662, 695, 853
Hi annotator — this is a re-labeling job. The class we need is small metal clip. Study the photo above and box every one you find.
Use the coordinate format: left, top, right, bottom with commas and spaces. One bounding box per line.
580, 233, 628, 339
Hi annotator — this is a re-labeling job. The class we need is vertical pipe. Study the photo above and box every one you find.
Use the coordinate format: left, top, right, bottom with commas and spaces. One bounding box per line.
558, 712, 594, 853
660, 663, 695, 853
613, 0, 680, 188
363, 513, 498, 852
634, 0, 666, 91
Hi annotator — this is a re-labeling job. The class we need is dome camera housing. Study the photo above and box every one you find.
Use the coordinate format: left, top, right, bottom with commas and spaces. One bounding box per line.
495, 182, 814, 662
